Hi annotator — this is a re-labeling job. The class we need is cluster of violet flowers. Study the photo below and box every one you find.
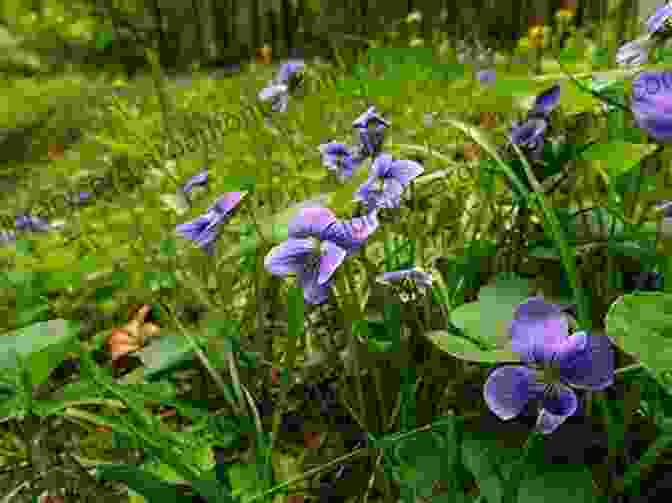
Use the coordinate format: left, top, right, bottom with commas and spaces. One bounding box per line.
172, 60, 616, 436
611, 3, 672, 143
616, 1, 672, 68
0, 191, 93, 246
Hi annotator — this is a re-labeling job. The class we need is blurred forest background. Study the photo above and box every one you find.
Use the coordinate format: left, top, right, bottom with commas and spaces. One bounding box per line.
0, 0, 653, 78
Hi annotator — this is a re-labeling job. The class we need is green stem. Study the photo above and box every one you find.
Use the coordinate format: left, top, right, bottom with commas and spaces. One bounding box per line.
162, 301, 245, 416
502, 431, 542, 503
339, 262, 368, 429
247, 447, 371, 503
511, 142, 591, 329
619, 433, 672, 496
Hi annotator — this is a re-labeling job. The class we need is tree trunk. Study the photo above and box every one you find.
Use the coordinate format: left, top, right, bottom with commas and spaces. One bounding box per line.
281, 0, 293, 54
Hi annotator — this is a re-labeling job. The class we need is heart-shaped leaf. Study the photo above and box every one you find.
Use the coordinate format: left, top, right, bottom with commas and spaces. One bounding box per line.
447, 275, 533, 349
0, 319, 79, 389
605, 292, 672, 393
139, 333, 199, 380
579, 141, 657, 179
425, 330, 521, 363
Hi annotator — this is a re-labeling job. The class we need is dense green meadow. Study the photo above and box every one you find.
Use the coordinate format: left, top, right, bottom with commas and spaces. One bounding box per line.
4, 3, 672, 502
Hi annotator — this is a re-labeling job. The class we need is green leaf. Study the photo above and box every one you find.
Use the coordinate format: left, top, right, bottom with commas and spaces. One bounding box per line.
95, 31, 115, 51
605, 293, 672, 393
448, 275, 533, 349
285, 285, 304, 368
425, 330, 521, 363
461, 429, 524, 503
517, 463, 597, 502
14, 302, 51, 328
14, 239, 34, 256
558, 47, 579, 64
227, 463, 266, 503
139, 334, 198, 380
579, 141, 658, 178
489, 78, 548, 98
390, 431, 449, 496
95, 464, 193, 503
0, 319, 79, 389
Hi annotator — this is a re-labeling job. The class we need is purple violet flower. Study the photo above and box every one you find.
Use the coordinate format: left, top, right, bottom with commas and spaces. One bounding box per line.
318, 141, 365, 180
352, 106, 391, 158
259, 83, 290, 113
354, 154, 424, 211
182, 169, 209, 196
656, 200, 672, 218
483, 297, 614, 435
509, 118, 548, 159
320, 210, 380, 258
528, 84, 561, 120
656, 200, 672, 238
376, 267, 434, 303
15, 214, 51, 232
508, 85, 561, 160
277, 59, 306, 85
0, 230, 17, 245
175, 192, 246, 256
646, 2, 672, 36
616, 37, 652, 67
477, 69, 497, 86
265, 206, 380, 303
264, 207, 346, 304
75, 191, 93, 204
631, 71, 672, 142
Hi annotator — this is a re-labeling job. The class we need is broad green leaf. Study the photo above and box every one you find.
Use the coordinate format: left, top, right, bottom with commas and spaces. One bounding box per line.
14, 302, 51, 328
95, 464, 193, 503
228, 463, 266, 503
0, 319, 79, 389
425, 330, 521, 363
143, 459, 186, 484
461, 429, 525, 503
447, 275, 533, 349
605, 293, 672, 393
518, 463, 597, 502
390, 431, 450, 496
0, 392, 25, 421
489, 78, 547, 99
558, 47, 579, 64
139, 333, 198, 380
579, 141, 658, 178
478, 275, 533, 306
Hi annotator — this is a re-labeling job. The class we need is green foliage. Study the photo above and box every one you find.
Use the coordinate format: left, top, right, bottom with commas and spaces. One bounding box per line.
0, 319, 79, 389
606, 292, 672, 394
425, 274, 538, 362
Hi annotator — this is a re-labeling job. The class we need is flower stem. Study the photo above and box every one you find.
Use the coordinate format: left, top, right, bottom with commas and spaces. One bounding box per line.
502, 431, 542, 503
161, 301, 245, 416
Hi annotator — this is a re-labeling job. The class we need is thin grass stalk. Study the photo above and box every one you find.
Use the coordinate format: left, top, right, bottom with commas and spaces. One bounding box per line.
510, 142, 590, 329
162, 301, 245, 416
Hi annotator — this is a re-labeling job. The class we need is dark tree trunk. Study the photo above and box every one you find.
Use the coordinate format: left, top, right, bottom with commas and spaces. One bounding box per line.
281, 0, 293, 53
192, 0, 205, 64
147, 0, 170, 68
